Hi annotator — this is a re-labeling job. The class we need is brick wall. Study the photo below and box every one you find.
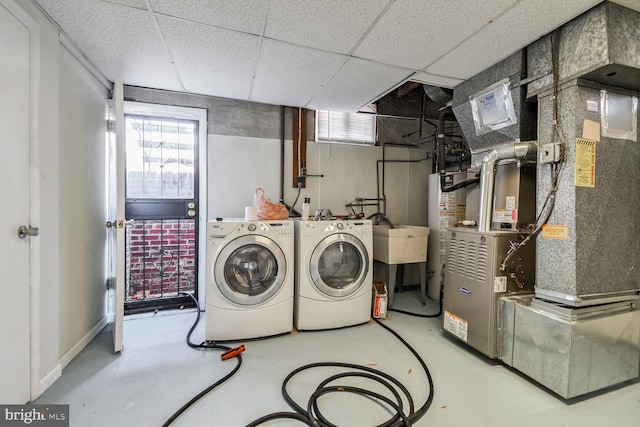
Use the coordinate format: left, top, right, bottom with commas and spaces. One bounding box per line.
126, 219, 196, 301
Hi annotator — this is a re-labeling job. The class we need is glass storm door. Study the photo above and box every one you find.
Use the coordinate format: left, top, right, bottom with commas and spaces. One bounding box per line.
310, 234, 368, 298
124, 114, 199, 314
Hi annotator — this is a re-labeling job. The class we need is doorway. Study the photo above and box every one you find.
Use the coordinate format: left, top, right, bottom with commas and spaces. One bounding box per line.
124, 114, 200, 314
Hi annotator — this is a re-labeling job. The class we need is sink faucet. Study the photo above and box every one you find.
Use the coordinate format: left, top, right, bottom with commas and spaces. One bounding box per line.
368, 213, 394, 228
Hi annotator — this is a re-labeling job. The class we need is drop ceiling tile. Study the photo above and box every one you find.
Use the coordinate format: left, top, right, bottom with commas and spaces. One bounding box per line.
251, 40, 346, 107
354, 0, 518, 70
36, 0, 183, 91
306, 58, 414, 112
264, 0, 389, 54
149, 0, 268, 35
425, 0, 602, 80
411, 72, 463, 89
101, 0, 147, 10
157, 16, 260, 100
610, 0, 640, 12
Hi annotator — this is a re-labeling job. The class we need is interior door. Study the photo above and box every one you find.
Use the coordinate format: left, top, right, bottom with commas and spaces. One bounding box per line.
107, 79, 125, 353
0, 1, 32, 402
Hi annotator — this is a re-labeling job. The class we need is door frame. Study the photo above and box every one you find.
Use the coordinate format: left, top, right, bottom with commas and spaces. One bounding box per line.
122, 101, 208, 307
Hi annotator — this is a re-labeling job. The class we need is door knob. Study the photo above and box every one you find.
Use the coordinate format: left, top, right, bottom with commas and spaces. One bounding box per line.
18, 225, 39, 239
106, 220, 134, 229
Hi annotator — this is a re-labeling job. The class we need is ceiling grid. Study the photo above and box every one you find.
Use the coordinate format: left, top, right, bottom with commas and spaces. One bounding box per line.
34, 0, 623, 111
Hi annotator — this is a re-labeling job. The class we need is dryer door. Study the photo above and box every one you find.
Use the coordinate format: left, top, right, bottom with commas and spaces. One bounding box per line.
215, 235, 286, 306
310, 233, 369, 298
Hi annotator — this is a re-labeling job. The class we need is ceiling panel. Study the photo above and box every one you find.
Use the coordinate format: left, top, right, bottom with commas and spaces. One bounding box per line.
354, 0, 518, 70
149, 0, 268, 35
35, 0, 615, 112
264, 0, 389, 54
102, 0, 147, 10
36, 0, 183, 91
251, 40, 347, 107
425, 0, 602, 80
306, 58, 413, 112
157, 15, 260, 100
411, 71, 464, 89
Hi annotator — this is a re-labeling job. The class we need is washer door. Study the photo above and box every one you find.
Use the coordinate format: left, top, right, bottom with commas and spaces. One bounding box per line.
310, 233, 368, 298
214, 235, 286, 306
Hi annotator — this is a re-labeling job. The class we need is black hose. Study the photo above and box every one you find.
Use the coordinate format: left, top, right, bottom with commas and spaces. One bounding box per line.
389, 280, 444, 318
290, 181, 302, 215
246, 318, 435, 426
440, 175, 479, 193
161, 292, 243, 427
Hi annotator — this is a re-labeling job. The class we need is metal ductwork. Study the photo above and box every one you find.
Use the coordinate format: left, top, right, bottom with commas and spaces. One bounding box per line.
477, 141, 537, 232
423, 85, 453, 105
451, 51, 537, 153
528, 1, 640, 306
527, 2, 640, 98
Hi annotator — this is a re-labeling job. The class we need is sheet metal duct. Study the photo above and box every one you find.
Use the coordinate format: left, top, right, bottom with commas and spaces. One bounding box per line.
423, 85, 452, 105
530, 2, 640, 306
527, 2, 640, 98
535, 81, 640, 305
452, 51, 537, 153
500, 294, 640, 399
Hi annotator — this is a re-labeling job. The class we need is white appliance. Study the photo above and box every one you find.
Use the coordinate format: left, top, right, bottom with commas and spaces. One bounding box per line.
206, 219, 294, 341
294, 219, 373, 330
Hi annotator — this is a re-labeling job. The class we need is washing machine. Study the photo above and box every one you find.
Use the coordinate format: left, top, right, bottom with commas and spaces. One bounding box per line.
294, 219, 373, 330
206, 219, 294, 341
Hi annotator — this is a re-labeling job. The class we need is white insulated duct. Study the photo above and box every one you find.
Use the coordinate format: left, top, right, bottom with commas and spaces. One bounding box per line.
478, 141, 537, 232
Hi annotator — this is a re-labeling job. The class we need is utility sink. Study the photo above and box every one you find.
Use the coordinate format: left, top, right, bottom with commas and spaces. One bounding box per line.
372, 225, 430, 264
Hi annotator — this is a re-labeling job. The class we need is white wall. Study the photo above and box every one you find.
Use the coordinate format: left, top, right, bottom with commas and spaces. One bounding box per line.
208, 135, 431, 226
58, 47, 109, 356
207, 134, 431, 287
208, 135, 281, 219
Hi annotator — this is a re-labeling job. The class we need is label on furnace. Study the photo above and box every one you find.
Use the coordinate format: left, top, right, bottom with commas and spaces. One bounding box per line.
444, 310, 468, 342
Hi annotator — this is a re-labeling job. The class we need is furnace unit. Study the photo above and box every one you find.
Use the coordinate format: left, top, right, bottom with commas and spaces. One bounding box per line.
443, 228, 535, 358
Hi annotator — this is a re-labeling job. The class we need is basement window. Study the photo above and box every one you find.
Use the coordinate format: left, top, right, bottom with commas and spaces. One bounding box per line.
315, 110, 376, 145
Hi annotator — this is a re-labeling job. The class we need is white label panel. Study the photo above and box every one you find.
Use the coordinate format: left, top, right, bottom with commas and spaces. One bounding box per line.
494, 276, 507, 292
444, 310, 468, 342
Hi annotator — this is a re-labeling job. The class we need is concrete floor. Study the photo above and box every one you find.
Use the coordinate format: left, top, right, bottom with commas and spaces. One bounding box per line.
36, 288, 640, 426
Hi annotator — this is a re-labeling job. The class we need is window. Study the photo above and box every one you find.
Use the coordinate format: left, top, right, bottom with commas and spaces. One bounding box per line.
125, 116, 196, 199
315, 110, 376, 145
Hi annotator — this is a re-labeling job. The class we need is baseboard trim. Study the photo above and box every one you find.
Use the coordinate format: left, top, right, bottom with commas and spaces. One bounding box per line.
31, 364, 61, 401
59, 315, 110, 369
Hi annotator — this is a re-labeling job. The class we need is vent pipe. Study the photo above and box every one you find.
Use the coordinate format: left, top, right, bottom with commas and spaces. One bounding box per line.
478, 141, 537, 232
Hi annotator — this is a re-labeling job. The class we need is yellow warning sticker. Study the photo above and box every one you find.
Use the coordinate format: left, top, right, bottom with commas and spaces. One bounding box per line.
541, 224, 569, 240
575, 138, 596, 188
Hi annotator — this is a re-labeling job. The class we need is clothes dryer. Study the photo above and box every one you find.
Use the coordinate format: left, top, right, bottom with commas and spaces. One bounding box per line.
206, 219, 294, 341
294, 219, 373, 330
